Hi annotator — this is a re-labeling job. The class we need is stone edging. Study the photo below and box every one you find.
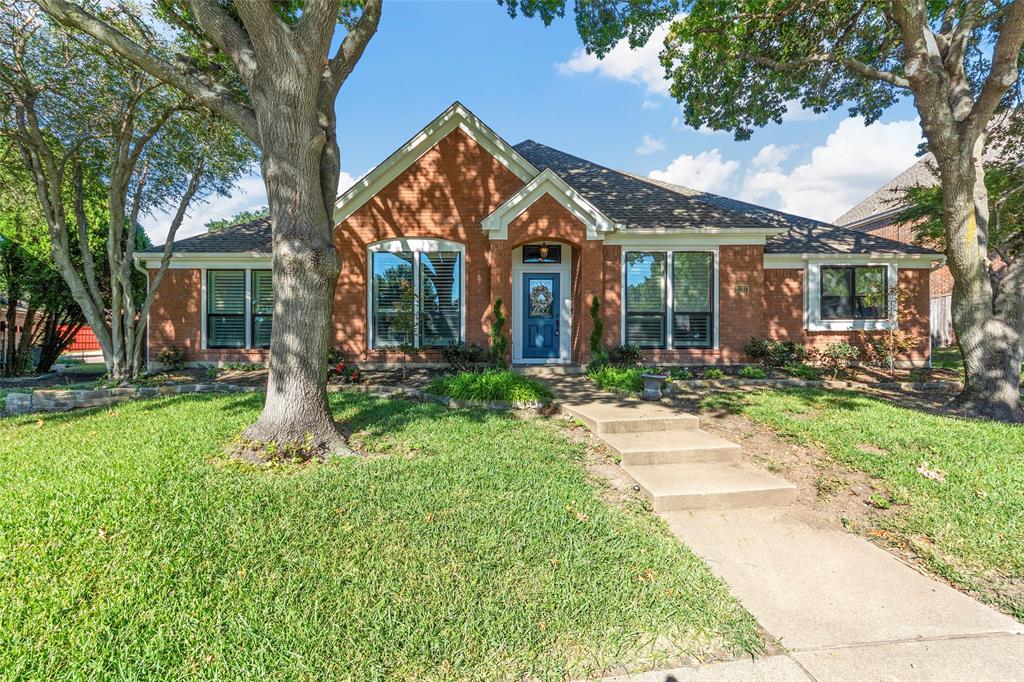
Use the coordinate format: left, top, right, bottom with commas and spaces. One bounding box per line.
664, 377, 962, 392
3, 383, 260, 415
3, 381, 549, 416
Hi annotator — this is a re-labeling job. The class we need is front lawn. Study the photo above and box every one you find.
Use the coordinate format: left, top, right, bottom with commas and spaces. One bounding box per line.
0, 393, 759, 679
702, 388, 1024, 619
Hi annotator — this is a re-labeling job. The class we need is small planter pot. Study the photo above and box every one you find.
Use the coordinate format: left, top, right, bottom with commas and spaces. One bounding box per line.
640, 373, 668, 401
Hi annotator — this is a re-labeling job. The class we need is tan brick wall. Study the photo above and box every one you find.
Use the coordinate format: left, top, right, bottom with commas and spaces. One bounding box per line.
764, 267, 930, 363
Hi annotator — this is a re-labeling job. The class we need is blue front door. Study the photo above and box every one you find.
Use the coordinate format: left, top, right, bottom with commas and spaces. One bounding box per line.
522, 274, 559, 358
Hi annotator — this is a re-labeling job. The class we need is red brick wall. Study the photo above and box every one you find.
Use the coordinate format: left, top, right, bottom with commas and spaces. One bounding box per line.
335, 127, 524, 363
148, 269, 270, 365
764, 267, 930, 363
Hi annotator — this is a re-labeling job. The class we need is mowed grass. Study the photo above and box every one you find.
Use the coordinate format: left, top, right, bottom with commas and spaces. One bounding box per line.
702, 388, 1024, 619
0, 393, 760, 679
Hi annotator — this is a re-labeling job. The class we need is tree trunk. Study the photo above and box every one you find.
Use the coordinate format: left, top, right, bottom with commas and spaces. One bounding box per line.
239, 95, 343, 454
940, 145, 1024, 421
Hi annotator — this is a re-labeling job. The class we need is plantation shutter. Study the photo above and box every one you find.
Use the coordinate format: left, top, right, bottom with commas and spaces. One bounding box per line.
251, 270, 274, 348
625, 252, 666, 348
672, 252, 713, 348
207, 270, 245, 348
420, 251, 461, 347
372, 251, 414, 347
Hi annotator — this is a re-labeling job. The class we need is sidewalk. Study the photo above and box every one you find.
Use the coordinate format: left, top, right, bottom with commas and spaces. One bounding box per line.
544, 376, 1024, 681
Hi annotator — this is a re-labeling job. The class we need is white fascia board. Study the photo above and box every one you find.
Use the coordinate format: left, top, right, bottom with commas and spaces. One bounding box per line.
137, 252, 272, 269
763, 252, 944, 269
604, 229, 777, 247
333, 102, 539, 225
481, 168, 618, 241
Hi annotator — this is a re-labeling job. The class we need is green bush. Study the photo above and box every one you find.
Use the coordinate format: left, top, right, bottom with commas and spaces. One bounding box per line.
441, 342, 487, 370
783, 363, 819, 380
156, 344, 187, 370
702, 368, 726, 380
427, 369, 551, 404
608, 345, 644, 367
738, 366, 766, 379
587, 365, 643, 393
488, 299, 508, 367
668, 367, 693, 381
743, 338, 809, 368
816, 342, 860, 378
588, 296, 607, 366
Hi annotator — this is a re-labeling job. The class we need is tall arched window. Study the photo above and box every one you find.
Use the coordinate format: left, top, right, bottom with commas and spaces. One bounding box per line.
368, 239, 465, 349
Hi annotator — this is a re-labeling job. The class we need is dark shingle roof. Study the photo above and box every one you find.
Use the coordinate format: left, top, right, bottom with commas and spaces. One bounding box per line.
141, 217, 272, 254
149, 140, 938, 259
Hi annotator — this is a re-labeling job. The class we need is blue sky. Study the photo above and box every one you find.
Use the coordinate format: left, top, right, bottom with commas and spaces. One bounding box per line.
143, 0, 925, 242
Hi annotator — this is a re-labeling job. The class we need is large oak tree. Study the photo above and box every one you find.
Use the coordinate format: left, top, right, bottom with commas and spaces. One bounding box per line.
36, 0, 383, 455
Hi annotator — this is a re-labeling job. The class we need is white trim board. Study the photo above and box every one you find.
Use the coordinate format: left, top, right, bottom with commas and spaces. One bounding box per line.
764, 252, 942, 269
481, 168, 617, 241
805, 262, 898, 332
334, 102, 539, 225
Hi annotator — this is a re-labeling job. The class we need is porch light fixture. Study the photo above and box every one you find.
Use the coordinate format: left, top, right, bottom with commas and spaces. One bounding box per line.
538, 242, 550, 260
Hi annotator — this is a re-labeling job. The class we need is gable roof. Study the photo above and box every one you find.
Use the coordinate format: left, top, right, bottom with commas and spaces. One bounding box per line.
141, 216, 272, 254
834, 155, 937, 227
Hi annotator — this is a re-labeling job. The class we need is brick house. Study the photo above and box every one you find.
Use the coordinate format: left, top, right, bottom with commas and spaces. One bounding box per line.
137, 102, 943, 369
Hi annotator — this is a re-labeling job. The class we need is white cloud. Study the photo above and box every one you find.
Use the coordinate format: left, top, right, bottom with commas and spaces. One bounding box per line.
781, 100, 823, 122
141, 173, 267, 244
750, 143, 798, 171
648, 149, 739, 193
642, 98, 661, 110
739, 118, 922, 221
635, 134, 666, 156
556, 23, 672, 96
141, 167, 361, 245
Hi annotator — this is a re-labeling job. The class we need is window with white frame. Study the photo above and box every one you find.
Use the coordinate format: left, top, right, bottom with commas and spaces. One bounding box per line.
370, 241, 463, 348
206, 269, 273, 349
624, 250, 714, 349
819, 265, 887, 320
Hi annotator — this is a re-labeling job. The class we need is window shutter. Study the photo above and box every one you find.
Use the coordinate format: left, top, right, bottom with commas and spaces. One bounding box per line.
372, 252, 414, 346
207, 270, 245, 348
420, 251, 461, 347
251, 270, 273, 348
625, 252, 666, 348
673, 252, 712, 348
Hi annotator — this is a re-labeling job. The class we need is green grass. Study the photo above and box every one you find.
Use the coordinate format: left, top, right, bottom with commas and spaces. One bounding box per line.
702, 388, 1024, 619
930, 346, 964, 373
426, 369, 552, 404
0, 393, 758, 678
586, 365, 643, 394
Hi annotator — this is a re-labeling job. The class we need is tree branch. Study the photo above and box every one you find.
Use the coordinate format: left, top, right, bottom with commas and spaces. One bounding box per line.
741, 51, 910, 89
969, 0, 1024, 139
35, 0, 259, 141
326, 0, 383, 96
184, 0, 258, 86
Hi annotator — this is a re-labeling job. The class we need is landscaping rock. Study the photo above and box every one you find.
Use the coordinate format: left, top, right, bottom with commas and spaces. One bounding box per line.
5, 392, 32, 414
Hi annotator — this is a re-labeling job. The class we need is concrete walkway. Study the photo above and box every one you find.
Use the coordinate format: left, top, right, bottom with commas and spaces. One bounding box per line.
542, 375, 1024, 681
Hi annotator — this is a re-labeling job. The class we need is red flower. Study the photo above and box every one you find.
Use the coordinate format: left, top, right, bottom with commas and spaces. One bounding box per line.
334, 362, 345, 375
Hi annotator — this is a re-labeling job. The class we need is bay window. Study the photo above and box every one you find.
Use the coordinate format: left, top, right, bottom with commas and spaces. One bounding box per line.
624, 250, 715, 349
370, 241, 464, 349
820, 265, 887, 320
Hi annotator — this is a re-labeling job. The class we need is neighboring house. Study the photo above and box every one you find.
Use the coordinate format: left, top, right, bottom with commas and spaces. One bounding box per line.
835, 156, 956, 347
137, 102, 942, 369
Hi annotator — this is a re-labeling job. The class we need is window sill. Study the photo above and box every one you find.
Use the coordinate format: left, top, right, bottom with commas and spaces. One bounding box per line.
807, 319, 894, 332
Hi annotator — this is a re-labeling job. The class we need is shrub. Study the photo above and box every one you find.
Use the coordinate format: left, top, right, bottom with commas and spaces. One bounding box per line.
488, 298, 508, 367
441, 342, 487, 370
739, 366, 767, 379
703, 367, 726, 380
327, 347, 346, 366
859, 329, 917, 373
427, 369, 551, 404
608, 344, 644, 367
668, 367, 693, 381
156, 344, 187, 370
330, 361, 363, 384
744, 338, 809, 368
586, 365, 643, 393
816, 342, 860, 378
783, 363, 819, 380
588, 296, 607, 366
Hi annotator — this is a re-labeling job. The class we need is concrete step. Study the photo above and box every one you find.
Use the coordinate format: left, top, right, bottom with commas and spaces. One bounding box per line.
513, 364, 583, 376
560, 401, 700, 434
622, 461, 798, 512
601, 430, 742, 465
